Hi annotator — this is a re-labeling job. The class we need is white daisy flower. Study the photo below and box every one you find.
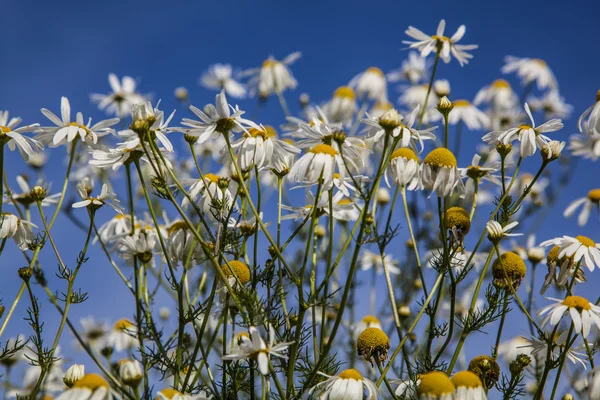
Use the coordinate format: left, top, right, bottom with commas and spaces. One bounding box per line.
324, 86, 357, 124
308, 369, 379, 399
502, 56, 557, 90
569, 104, 600, 161
387, 51, 428, 84
528, 90, 573, 119
79, 316, 109, 347
403, 19, 478, 66
222, 325, 293, 376
0, 110, 43, 160
155, 388, 210, 400
473, 79, 518, 111
166, 221, 203, 266
451, 370, 487, 400
199, 63, 246, 98
482, 103, 563, 158
540, 235, 600, 272
104, 319, 138, 352
421, 147, 465, 198
349, 66, 387, 102
448, 100, 490, 130
181, 173, 235, 217
228, 125, 299, 171
523, 331, 588, 368
587, 368, 600, 400
360, 249, 400, 275
5, 175, 59, 208
538, 296, 600, 338
288, 143, 346, 191
461, 154, 502, 188
0, 212, 37, 250
62, 363, 85, 388
416, 371, 455, 399
281, 191, 360, 222
119, 101, 177, 152
90, 73, 149, 117
497, 336, 534, 366
353, 315, 383, 341
38, 97, 119, 147
564, 189, 600, 227
72, 183, 123, 213
95, 214, 132, 244
245, 52, 301, 98
398, 84, 440, 124
116, 227, 159, 265
434, 79, 451, 97
385, 147, 421, 190
55, 373, 110, 400
486, 220, 522, 242
368, 101, 394, 119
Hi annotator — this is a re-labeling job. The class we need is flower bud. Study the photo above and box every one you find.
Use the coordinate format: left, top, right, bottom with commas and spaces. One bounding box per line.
378, 109, 403, 131
299, 93, 310, 107
159, 307, 170, 320
217, 177, 230, 190
174, 87, 189, 103
0, 305, 4, 319
314, 225, 327, 238
18, 267, 33, 282
63, 364, 85, 388
436, 96, 454, 116
540, 140, 565, 162
332, 130, 347, 146
30, 186, 47, 202
434, 79, 451, 97
184, 133, 198, 145
376, 188, 391, 205
562, 395, 574, 400
496, 143, 513, 158
118, 359, 143, 387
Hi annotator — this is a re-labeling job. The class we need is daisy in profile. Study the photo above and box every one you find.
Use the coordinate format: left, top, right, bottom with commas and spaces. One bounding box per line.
222, 325, 293, 376
539, 296, 600, 338
0, 212, 37, 250
360, 250, 400, 275
448, 100, 489, 130
502, 56, 557, 90
324, 86, 357, 124
308, 369, 379, 399
95, 214, 132, 244
105, 318, 138, 352
353, 315, 383, 340
155, 388, 210, 399
0, 110, 43, 160
72, 183, 123, 213
386, 147, 421, 190
166, 221, 202, 265
119, 101, 177, 152
388, 51, 428, 84
228, 125, 299, 171
368, 101, 394, 119
404, 19, 478, 66
38, 97, 119, 147
181, 173, 235, 216
563, 189, 600, 226
421, 147, 465, 198
398, 84, 440, 124
90, 73, 149, 117
451, 371, 487, 400
288, 143, 345, 191
473, 79, 518, 111
497, 336, 533, 365
523, 331, 587, 368
281, 191, 360, 222
528, 90, 573, 119
5, 176, 59, 208
199, 63, 246, 98
482, 103, 563, 158
540, 235, 600, 272
349, 67, 387, 102
486, 220, 522, 242
79, 316, 109, 348
416, 371, 455, 399
117, 227, 159, 265
55, 373, 110, 400
245, 52, 301, 98
569, 103, 600, 161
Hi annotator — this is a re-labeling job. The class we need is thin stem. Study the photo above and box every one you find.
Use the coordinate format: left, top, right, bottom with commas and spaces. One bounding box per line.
48, 139, 78, 230
417, 49, 441, 129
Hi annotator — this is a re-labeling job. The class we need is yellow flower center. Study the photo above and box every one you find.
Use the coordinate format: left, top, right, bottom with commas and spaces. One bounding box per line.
366, 67, 384, 77
114, 319, 135, 331
391, 147, 419, 162
357, 327, 390, 351
68, 122, 89, 132
424, 148, 458, 168
431, 35, 451, 42
203, 173, 221, 184
492, 79, 511, 89
73, 373, 109, 390
534, 59, 547, 67
519, 124, 533, 131
373, 101, 393, 112
309, 143, 338, 156
157, 388, 183, 399
244, 127, 271, 140
563, 295, 591, 311
264, 125, 278, 138
361, 315, 380, 324
338, 368, 363, 380
453, 99, 470, 107
167, 221, 190, 235
221, 260, 251, 284
334, 86, 356, 100
576, 235, 595, 247
236, 332, 250, 340
587, 189, 600, 202
492, 252, 527, 280
451, 370, 483, 388
444, 207, 471, 234
417, 371, 455, 395
0, 126, 11, 134
262, 59, 280, 68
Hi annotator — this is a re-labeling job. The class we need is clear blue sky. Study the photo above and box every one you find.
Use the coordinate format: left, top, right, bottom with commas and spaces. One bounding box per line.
1, 0, 599, 396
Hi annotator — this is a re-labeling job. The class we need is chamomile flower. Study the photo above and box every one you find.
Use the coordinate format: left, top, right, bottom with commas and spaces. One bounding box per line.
0, 212, 37, 250
0, 110, 43, 159
245, 52, 301, 98
461, 154, 502, 189
181, 173, 235, 217
360, 250, 400, 275
564, 189, 600, 226
523, 331, 588, 368
72, 183, 123, 213
569, 121, 600, 161
155, 388, 210, 400
288, 144, 345, 191
416, 371, 455, 400
228, 125, 299, 171
105, 319, 138, 353
539, 296, 600, 338
398, 84, 440, 124
540, 235, 600, 272
95, 214, 132, 244
90, 73, 149, 117
404, 19, 478, 66
222, 325, 293, 376
5, 176, 59, 208
482, 103, 563, 158
79, 316, 109, 348
38, 97, 119, 147
357, 327, 390, 364
117, 227, 159, 265
166, 221, 202, 265
497, 336, 533, 366
474, 79, 518, 111
444, 206, 471, 242
448, 100, 489, 130
349, 67, 387, 102
325, 86, 357, 124
451, 371, 487, 400
486, 220, 522, 242
388, 51, 428, 84
502, 56, 557, 90
491, 252, 527, 289
386, 147, 421, 190
119, 101, 177, 152
281, 191, 360, 222
369, 101, 394, 119
421, 147, 466, 198
434, 80, 451, 97
354, 315, 383, 340
55, 373, 110, 400
528, 90, 573, 119
308, 369, 379, 400
199, 63, 246, 98
587, 368, 600, 400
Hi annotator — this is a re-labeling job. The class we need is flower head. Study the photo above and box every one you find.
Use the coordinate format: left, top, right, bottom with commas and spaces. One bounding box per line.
90, 73, 149, 117
421, 148, 465, 198
539, 296, 600, 338
502, 56, 557, 90
356, 327, 390, 365
200, 63, 246, 98
417, 371, 455, 399
492, 252, 527, 289
308, 369, 379, 399
72, 183, 123, 213
0, 110, 43, 160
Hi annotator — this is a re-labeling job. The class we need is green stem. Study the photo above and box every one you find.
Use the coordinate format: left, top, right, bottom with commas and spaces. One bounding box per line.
417, 49, 441, 129
48, 139, 78, 230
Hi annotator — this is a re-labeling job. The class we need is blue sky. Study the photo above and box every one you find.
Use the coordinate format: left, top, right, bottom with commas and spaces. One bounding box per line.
1, 0, 600, 396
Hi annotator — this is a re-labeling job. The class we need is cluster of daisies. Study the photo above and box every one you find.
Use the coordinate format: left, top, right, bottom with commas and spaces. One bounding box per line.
1, 17, 600, 400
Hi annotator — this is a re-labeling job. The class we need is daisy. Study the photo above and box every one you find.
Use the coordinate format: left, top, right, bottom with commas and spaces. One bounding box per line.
416, 371, 455, 399
388, 51, 428, 84
539, 296, 600, 338
199, 63, 246, 98
120, 101, 177, 152
523, 331, 588, 368
448, 100, 489, 130
486, 220, 522, 242
308, 369, 379, 399
55, 373, 110, 400
117, 227, 159, 265
181, 90, 258, 144
349, 67, 387, 102
403, 19, 478, 66
497, 336, 533, 365
368, 101, 394, 119
166, 221, 202, 265
288, 143, 345, 191
578, 92, 600, 132
324, 86, 357, 124
564, 189, 600, 226
482, 103, 563, 158
0, 110, 43, 159
281, 191, 360, 222
245, 52, 301, 98
421, 147, 466, 198
63, 363, 85, 388
174, 87, 189, 103
181, 173, 235, 216
569, 111, 600, 161
492, 252, 527, 289
512, 234, 546, 265
0, 212, 37, 250
588, 368, 600, 400
353, 315, 383, 340
79, 316, 109, 348
222, 325, 293, 376
104, 318, 138, 352
540, 235, 600, 272
385, 147, 421, 190
451, 371, 487, 400
38, 97, 119, 147
528, 90, 573, 119
502, 56, 557, 90
398, 84, 440, 124
461, 154, 502, 188
362, 106, 436, 151
72, 183, 123, 213
360, 249, 400, 275
155, 388, 210, 400
90, 73, 149, 117
5, 175, 59, 208
228, 125, 299, 171
95, 214, 132, 244
434, 79, 451, 97
473, 79, 518, 111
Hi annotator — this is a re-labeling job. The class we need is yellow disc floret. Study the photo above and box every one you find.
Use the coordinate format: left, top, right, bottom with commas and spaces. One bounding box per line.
0, 126, 11, 134
114, 319, 135, 331
391, 147, 419, 162
334, 86, 356, 99
73, 373, 109, 390
309, 144, 338, 156
588, 189, 600, 202
492, 79, 511, 89
221, 260, 251, 284
563, 295, 591, 312
157, 388, 183, 399
338, 368, 363, 380
468, 355, 500, 389
203, 173, 221, 183
444, 207, 471, 234
451, 370, 483, 388
361, 315, 380, 325
417, 371, 455, 395
357, 327, 390, 363
576, 235, 595, 248
453, 99, 470, 107
492, 252, 527, 285
424, 148, 457, 168
367, 67, 384, 77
